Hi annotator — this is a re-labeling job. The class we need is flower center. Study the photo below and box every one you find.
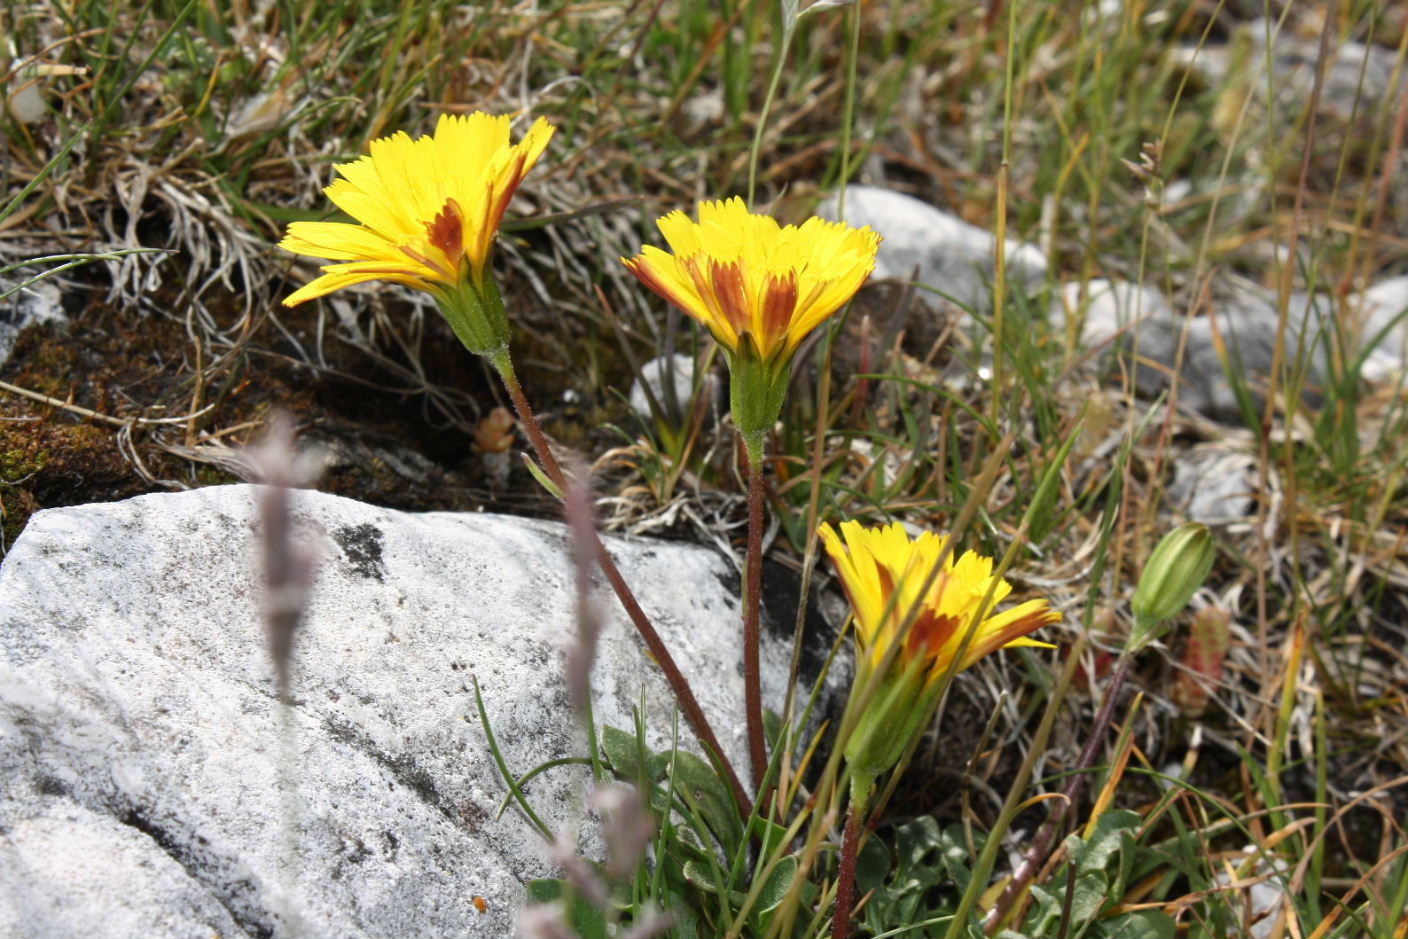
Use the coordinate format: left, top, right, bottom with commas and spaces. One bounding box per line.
427, 197, 466, 262
906, 610, 960, 663
397, 197, 468, 283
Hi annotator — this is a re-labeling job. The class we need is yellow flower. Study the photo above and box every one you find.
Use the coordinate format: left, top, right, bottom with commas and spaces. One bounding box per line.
623, 198, 879, 451
821, 519, 1060, 785
280, 112, 554, 307
820, 520, 1060, 683
621, 197, 880, 362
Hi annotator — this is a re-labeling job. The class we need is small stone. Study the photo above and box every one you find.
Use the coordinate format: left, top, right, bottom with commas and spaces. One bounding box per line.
1166, 448, 1256, 525
1360, 275, 1408, 382
1054, 279, 1173, 349
679, 89, 724, 132
816, 186, 1047, 322
628, 354, 713, 424
0, 278, 68, 367
1118, 289, 1332, 423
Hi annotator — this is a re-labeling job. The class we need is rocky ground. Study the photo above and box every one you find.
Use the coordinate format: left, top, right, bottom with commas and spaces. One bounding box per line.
3, 4, 1408, 935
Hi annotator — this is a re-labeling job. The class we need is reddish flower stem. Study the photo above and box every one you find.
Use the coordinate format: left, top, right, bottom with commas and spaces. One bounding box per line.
832, 795, 865, 939
744, 452, 768, 798
496, 362, 751, 817
982, 652, 1134, 934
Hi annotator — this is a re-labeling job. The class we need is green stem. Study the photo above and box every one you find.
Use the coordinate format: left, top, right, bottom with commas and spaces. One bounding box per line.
746, 13, 795, 205
836, 0, 860, 216
493, 359, 752, 817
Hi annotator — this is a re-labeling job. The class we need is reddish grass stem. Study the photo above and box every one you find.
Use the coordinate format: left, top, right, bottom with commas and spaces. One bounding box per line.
495, 360, 752, 817
832, 795, 865, 939
982, 652, 1134, 934
744, 451, 768, 796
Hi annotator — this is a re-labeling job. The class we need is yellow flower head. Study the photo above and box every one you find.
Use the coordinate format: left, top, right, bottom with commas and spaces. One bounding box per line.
621, 197, 880, 362
280, 112, 554, 306
820, 520, 1060, 682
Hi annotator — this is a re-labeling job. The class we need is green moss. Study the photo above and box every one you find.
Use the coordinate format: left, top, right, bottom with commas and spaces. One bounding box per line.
192, 463, 236, 486
1, 447, 50, 482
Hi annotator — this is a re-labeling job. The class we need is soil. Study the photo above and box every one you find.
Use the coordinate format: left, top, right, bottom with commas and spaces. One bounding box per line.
0, 278, 636, 555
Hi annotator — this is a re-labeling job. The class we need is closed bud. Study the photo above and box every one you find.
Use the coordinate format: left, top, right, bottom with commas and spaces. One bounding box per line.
1130, 523, 1215, 652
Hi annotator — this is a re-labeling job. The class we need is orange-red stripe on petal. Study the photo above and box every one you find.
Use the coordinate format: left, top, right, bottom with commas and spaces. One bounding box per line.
761, 270, 799, 354
708, 259, 750, 339
279, 113, 554, 306
622, 199, 880, 358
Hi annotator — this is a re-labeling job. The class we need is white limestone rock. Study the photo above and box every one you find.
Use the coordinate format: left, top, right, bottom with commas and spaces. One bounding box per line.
1054, 279, 1173, 349
0, 278, 67, 366
628, 353, 717, 425
0, 486, 827, 938
0, 799, 243, 939
817, 186, 1048, 319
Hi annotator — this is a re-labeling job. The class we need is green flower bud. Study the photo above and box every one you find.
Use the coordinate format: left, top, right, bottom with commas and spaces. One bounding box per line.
1130, 523, 1215, 652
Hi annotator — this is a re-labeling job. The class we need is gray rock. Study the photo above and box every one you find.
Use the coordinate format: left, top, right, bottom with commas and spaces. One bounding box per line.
1130, 300, 1285, 422
1055, 279, 1173, 349
628, 354, 715, 424
1060, 276, 1407, 420
1084, 287, 1334, 423
1167, 448, 1257, 525
0, 485, 822, 937
1361, 275, 1408, 382
1176, 20, 1407, 124
0, 278, 67, 366
817, 186, 1047, 319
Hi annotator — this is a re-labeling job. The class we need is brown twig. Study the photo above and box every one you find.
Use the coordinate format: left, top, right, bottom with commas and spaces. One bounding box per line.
496, 361, 752, 817
983, 652, 1134, 934
0, 377, 219, 427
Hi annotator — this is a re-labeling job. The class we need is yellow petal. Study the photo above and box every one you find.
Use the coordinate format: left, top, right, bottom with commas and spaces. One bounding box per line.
624, 199, 879, 360
283, 263, 430, 306
820, 519, 1059, 682
279, 112, 555, 306
280, 222, 405, 262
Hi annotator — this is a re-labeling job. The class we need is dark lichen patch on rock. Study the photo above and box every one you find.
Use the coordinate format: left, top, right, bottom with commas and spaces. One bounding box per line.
334, 523, 387, 580
760, 557, 843, 692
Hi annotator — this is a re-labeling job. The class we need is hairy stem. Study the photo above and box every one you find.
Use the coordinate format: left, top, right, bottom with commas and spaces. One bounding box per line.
744, 448, 768, 798
496, 360, 752, 816
832, 786, 868, 939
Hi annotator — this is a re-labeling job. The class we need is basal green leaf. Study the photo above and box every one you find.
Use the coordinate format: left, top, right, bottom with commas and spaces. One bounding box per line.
855, 834, 891, 895
1099, 908, 1179, 939
757, 854, 799, 914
